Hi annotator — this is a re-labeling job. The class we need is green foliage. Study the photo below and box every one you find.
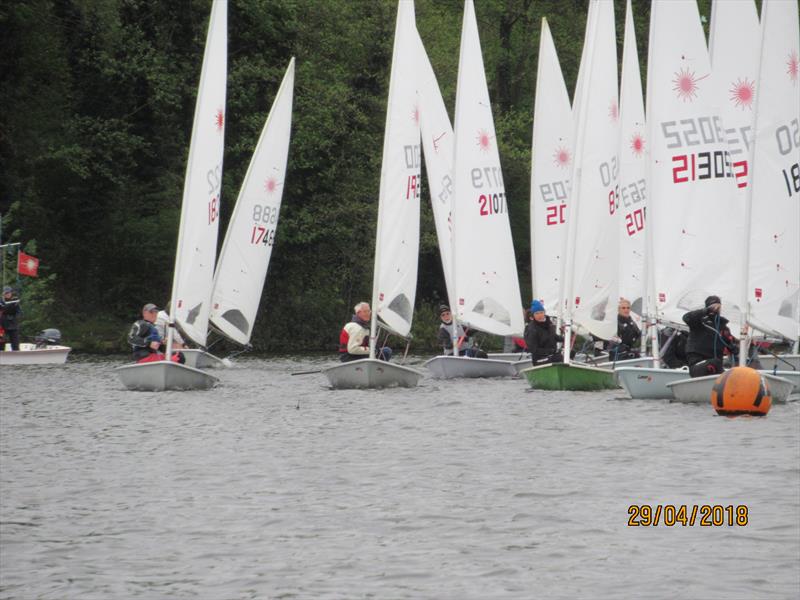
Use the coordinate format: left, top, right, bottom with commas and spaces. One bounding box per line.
0, 0, 691, 354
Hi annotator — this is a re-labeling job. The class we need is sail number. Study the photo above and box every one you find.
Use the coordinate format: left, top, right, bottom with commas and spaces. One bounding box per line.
472, 167, 506, 217
250, 226, 275, 246
672, 150, 736, 184
405, 144, 421, 200
478, 192, 507, 216
776, 119, 800, 198
785, 163, 800, 197
625, 207, 646, 237
250, 204, 278, 246
539, 179, 569, 226
599, 157, 621, 216
661, 118, 750, 187
207, 165, 222, 224
619, 178, 646, 237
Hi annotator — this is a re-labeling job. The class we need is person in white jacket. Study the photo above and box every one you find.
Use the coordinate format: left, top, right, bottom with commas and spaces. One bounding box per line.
337, 302, 391, 362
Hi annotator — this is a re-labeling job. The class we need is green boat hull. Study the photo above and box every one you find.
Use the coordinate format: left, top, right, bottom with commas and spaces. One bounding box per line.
522, 362, 618, 391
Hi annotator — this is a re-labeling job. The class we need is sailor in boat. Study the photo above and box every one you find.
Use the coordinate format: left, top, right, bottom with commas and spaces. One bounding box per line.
127, 303, 184, 364
658, 326, 689, 369
155, 302, 186, 351
524, 300, 564, 365
338, 301, 391, 362
436, 305, 488, 358
605, 298, 642, 361
0, 285, 22, 351
682, 295, 738, 378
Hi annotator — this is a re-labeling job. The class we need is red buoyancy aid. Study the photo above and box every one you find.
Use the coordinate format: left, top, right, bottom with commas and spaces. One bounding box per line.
338, 327, 349, 353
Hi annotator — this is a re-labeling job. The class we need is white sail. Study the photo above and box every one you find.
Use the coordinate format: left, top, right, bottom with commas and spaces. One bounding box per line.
562, 0, 620, 341
371, 0, 421, 338
170, 0, 227, 347
744, 0, 800, 341
452, 0, 524, 337
416, 31, 456, 312
645, 0, 742, 328
209, 58, 295, 345
617, 0, 646, 316
530, 18, 572, 315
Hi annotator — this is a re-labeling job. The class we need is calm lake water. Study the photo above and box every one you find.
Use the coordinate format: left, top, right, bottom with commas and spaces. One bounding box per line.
1, 355, 798, 599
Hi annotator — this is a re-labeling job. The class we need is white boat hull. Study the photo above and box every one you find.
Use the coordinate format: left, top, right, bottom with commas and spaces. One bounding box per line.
322, 359, 422, 389
616, 367, 691, 399
666, 372, 794, 404
488, 352, 531, 362
115, 361, 219, 391
767, 371, 799, 394
599, 356, 655, 369
0, 343, 71, 366
181, 349, 229, 369
425, 355, 518, 379
755, 354, 800, 371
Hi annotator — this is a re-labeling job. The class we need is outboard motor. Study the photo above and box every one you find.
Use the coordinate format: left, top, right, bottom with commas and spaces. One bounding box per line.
34, 328, 62, 348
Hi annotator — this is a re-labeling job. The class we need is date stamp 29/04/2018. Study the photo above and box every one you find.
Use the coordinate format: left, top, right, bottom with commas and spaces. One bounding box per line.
627, 505, 749, 527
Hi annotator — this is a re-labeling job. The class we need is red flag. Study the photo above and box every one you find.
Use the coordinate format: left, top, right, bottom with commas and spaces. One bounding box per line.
17, 251, 39, 277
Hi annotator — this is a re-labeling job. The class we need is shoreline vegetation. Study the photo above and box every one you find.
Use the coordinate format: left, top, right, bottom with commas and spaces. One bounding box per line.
0, 0, 717, 355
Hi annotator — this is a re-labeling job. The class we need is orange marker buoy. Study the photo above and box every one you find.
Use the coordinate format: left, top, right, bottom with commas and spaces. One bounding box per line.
710, 366, 772, 416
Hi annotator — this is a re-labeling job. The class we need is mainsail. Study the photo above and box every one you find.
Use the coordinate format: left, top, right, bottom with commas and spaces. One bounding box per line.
170, 0, 227, 347
617, 0, 646, 317
210, 58, 295, 345
451, 0, 524, 337
562, 0, 620, 341
530, 18, 572, 316
743, 0, 800, 342
371, 0, 421, 339
416, 29, 456, 312
645, 0, 742, 328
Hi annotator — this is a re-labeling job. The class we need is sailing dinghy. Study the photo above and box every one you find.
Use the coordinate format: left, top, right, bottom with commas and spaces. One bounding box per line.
321, 0, 423, 389
617, 0, 748, 398
424, 0, 525, 379
116, 0, 226, 391
522, 0, 619, 391
666, 0, 800, 404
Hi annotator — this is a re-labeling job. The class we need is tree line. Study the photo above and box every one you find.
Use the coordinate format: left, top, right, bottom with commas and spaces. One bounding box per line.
0, 0, 715, 353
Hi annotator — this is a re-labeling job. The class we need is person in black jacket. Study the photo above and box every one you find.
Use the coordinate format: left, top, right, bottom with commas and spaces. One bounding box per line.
127, 303, 164, 362
682, 295, 738, 377
524, 300, 563, 365
0, 286, 22, 351
606, 298, 641, 361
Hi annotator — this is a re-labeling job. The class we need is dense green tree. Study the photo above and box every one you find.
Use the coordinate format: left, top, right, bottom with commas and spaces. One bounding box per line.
0, 0, 722, 353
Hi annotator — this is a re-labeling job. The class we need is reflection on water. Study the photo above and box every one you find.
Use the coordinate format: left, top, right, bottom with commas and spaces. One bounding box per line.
1, 355, 798, 599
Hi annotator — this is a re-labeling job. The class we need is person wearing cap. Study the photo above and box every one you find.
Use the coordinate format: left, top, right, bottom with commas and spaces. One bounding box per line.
338, 302, 392, 362
524, 299, 563, 365
127, 303, 166, 363
605, 298, 641, 361
0, 285, 22, 351
436, 304, 487, 358
682, 295, 738, 377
